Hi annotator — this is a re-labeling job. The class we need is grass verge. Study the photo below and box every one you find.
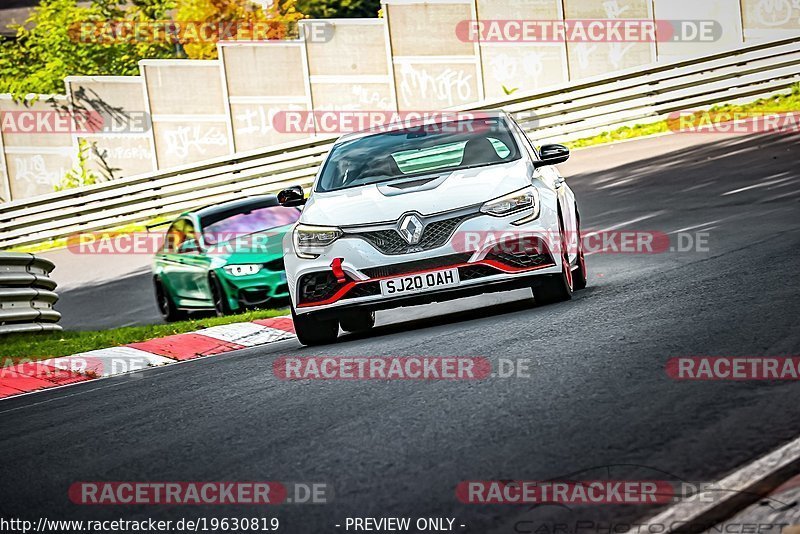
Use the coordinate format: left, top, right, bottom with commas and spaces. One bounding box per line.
565, 83, 800, 149
0, 308, 288, 364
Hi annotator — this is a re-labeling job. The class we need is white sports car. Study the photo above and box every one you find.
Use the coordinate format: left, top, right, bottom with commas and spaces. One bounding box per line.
278, 112, 587, 346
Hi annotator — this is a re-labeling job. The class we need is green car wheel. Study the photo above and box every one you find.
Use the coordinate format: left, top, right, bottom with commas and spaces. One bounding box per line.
154, 277, 187, 322
209, 272, 233, 317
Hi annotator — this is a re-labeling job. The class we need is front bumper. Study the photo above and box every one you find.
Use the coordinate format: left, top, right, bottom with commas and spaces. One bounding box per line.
217, 268, 290, 310
285, 207, 564, 316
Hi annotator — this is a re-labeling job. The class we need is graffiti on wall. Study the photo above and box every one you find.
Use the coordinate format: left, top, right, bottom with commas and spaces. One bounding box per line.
572, 0, 640, 71
754, 0, 800, 26
163, 125, 228, 158
12, 155, 64, 197
487, 50, 546, 89
234, 105, 306, 137
398, 63, 474, 108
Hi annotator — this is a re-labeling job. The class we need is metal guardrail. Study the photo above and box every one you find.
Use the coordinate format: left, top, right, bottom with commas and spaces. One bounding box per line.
0, 253, 61, 335
0, 36, 799, 250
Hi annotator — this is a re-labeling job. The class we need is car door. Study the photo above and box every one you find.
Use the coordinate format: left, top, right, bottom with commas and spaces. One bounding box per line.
173, 218, 213, 304
156, 220, 190, 304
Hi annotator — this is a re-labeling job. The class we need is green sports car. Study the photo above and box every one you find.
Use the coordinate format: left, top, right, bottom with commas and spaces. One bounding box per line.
152, 195, 301, 321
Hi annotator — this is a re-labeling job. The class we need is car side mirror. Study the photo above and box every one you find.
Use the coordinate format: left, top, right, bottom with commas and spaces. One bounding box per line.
534, 144, 570, 167
278, 186, 306, 207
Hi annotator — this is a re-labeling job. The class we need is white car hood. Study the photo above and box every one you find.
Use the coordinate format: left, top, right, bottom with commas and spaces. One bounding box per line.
301, 159, 531, 226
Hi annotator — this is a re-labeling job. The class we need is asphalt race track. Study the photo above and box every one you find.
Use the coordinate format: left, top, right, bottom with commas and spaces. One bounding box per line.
2, 131, 799, 532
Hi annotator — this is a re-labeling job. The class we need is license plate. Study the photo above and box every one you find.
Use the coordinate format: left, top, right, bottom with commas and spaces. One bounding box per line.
380, 268, 460, 297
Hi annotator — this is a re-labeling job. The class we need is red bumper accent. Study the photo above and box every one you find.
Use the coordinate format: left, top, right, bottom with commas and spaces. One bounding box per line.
297, 259, 554, 308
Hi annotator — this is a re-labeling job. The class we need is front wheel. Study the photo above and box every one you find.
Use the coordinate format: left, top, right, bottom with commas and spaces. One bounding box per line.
292, 307, 339, 346
209, 272, 234, 317
532, 215, 574, 305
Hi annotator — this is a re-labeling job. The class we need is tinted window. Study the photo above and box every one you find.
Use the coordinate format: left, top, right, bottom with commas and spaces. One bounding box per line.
316, 118, 521, 193
203, 206, 301, 245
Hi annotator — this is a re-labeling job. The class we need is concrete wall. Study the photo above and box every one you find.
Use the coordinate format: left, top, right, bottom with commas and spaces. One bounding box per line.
220, 41, 312, 151
65, 76, 156, 180
741, 0, 800, 42
385, 0, 484, 110
302, 19, 396, 112
141, 60, 233, 169
1, 0, 798, 202
0, 95, 74, 199
476, 0, 568, 99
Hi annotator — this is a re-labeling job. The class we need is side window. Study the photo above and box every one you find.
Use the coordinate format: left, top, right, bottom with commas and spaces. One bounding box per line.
176, 220, 198, 254
162, 222, 182, 254
162, 219, 196, 254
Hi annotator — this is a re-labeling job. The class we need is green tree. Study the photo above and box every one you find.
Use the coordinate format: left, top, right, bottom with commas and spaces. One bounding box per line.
0, 0, 307, 94
55, 138, 103, 191
293, 0, 380, 19
176, 0, 304, 59
0, 0, 178, 97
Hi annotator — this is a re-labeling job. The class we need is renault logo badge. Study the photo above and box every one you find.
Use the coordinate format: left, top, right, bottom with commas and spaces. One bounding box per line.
398, 214, 424, 245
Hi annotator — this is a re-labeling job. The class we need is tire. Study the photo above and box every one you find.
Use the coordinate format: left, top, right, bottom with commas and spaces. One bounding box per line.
291, 306, 340, 346
339, 310, 376, 333
573, 213, 588, 291
532, 214, 574, 305
209, 272, 234, 317
154, 277, 187, 322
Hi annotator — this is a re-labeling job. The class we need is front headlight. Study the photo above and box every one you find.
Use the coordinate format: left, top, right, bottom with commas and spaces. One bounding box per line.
223, 264, 262, 277
481, 186, 539, 218
293, 224, 342, 259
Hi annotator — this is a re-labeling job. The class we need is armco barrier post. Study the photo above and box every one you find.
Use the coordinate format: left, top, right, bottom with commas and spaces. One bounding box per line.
0, 252, 62, 335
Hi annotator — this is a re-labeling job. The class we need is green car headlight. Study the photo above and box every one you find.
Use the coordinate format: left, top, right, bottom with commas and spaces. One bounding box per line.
223, 264, 262, 277
293, 224, 342, 259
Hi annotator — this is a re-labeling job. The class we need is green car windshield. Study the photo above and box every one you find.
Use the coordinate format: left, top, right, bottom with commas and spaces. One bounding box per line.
315, 117, 521, 193
202, 206, 301, 245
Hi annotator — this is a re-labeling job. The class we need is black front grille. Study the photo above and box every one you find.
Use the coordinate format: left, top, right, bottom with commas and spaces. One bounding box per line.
458, 264, 499, 281
486, 249, 553, 270
360, 253, 473, 279
484, 237, 553, 270
356, 214, 471, 255
342, 283, 381, 300
298, 271, 341, 304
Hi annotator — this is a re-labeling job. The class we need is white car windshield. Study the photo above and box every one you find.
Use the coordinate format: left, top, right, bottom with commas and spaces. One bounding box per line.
316, 117, 522, 193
